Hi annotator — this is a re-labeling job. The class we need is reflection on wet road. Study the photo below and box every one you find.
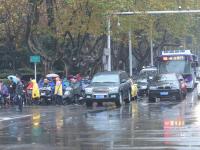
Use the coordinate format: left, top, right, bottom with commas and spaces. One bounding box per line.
0, 90, 199, 149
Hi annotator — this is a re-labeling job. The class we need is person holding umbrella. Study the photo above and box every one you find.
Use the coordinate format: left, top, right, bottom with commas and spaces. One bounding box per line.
8, 76, 17, 104
8, 75, 23, 112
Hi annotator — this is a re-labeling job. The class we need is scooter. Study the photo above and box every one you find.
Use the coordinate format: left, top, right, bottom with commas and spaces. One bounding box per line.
40, 87, 52, 105
62, 86, 74, 105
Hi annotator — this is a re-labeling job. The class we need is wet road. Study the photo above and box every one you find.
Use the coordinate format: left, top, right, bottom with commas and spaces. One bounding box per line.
0, 90, 200, 150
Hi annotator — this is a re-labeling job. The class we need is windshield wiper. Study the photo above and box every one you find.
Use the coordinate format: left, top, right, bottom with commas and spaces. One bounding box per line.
92, 82, 103, 84
102, 82, 117, 83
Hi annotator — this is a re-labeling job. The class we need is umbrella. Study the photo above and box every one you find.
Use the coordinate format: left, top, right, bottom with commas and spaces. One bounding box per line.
7, 75, 19, 84
46, 73, 59, 78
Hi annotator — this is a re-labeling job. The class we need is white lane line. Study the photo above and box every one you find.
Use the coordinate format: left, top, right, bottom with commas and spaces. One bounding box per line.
113, 147, 200, 150
0, 115, 32, 122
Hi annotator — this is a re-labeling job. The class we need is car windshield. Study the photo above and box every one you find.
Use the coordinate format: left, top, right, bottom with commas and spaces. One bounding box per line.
159, 60, 191, 74
92, 74, 119, 84
153, 74, 177, 83
139, 70, 157, 79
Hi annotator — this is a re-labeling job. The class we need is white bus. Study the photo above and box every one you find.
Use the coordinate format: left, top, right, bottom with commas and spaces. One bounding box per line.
157, 50, 198, 90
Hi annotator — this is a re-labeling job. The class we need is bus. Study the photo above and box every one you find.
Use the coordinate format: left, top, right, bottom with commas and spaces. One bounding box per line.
156, 50, 198, 90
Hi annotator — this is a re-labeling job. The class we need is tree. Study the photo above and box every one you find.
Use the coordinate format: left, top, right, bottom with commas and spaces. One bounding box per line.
0, 0, 29, 73
0, 0, 200, 77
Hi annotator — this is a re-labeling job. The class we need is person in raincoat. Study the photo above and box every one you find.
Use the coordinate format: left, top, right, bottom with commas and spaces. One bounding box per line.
31, 80, 40, 100
54, 77, 63, 105
43, 78, 50, 88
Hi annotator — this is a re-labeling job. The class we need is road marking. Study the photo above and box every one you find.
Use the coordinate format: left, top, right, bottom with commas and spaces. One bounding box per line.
113, 146, 200, 150
0, 115, 32, 122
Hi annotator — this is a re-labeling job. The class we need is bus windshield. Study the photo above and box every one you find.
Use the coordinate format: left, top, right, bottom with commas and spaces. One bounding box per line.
159, 60, 191, 74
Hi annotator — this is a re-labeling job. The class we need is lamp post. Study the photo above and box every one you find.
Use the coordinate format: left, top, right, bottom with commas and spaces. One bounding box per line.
150, 23, 153, 66
129, 30, 133, 76
107, 16, 111, 71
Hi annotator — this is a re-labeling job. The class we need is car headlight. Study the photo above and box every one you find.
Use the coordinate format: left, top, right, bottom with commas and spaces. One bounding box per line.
149, 86, 157, 90
171, 85, 179, 89
85, 88, 93, 94
140, 85, 147, 89
109, 87, 119, 93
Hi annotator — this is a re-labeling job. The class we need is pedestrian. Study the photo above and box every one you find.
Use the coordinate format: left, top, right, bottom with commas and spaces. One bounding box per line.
31, 79, 40, 104
38, 77, 44, 88
54, 77, 63, 105
8, 78, 16, 104
2, 83, 9, 106
13, 76, 24, 112
76, 73, 82, 81
1, 84, 9, 99
43, 78, 50, 88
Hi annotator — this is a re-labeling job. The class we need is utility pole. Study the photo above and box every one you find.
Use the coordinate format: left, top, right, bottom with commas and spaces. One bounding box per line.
129, 30, 133, 76
150, 23, 153, 66
107, 17, 111, 71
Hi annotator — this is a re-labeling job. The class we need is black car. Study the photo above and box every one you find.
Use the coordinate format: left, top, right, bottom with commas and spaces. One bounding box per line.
137, 67, 158, 96
148, 73, 185, 102
84, 71, 132, 107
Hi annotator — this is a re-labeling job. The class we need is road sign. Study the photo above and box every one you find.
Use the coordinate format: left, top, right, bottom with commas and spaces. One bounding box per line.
30, 55, 40, 81
30, 55, 40, 63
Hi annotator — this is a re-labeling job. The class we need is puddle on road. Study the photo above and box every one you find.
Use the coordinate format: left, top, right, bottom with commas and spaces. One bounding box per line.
0, 93, 198, 149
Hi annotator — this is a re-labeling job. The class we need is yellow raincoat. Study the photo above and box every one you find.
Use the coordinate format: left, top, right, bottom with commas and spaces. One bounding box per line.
54, 80, 63, 96
32, 80, 40, 99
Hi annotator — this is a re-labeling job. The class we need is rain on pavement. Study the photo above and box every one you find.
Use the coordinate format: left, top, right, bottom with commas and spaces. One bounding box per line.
0, 90, 199, 150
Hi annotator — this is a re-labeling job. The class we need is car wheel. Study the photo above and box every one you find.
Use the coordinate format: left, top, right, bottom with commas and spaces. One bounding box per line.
198, 95, 200, 100
86, 101, 93, 107
115, 92, 123, 107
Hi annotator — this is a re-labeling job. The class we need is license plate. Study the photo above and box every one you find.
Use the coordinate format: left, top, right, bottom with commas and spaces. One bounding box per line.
96, 95, 104, 99
156, 98, 160, 102
160, 92, 168, 96
41, 93, 45, 96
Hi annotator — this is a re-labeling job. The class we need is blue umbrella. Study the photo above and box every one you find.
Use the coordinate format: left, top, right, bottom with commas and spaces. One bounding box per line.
7, 75, 19, 84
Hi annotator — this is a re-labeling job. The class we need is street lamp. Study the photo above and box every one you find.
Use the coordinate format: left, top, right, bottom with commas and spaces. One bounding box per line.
128, 30, 133, 76
107, 17, 111, 71
150, 24, 154, 66
107, 16, 133, 76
